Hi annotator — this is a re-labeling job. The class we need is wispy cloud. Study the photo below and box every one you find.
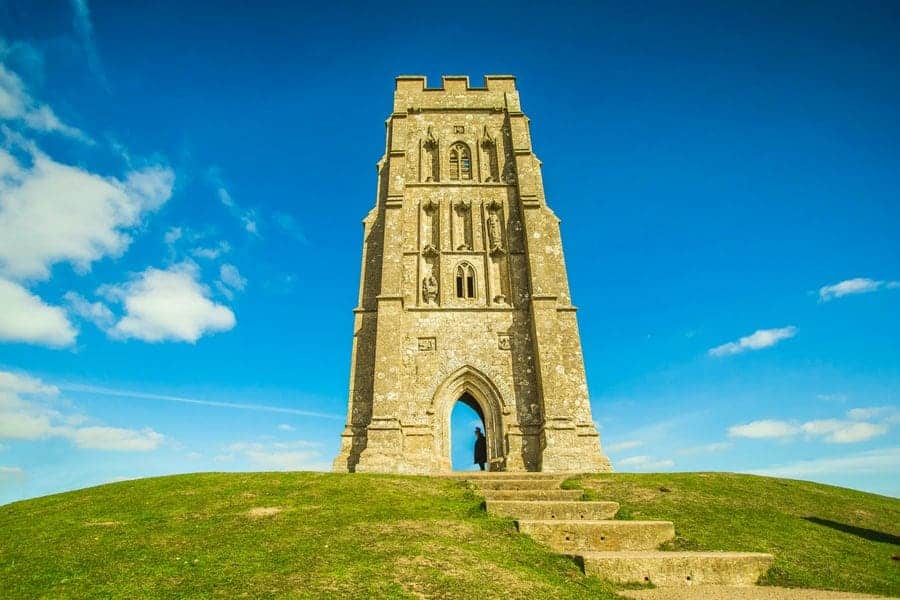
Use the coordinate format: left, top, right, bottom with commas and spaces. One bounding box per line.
818, 277, 899, 302
0, 370, 164, 451
708, 326, 797, 357
220, 440, 328, 470
729, 407, 895, 444
617, 455, 675, 471
59, 382, 344, 420
606, 440, 644, 453
0, 64, 86, 139
748, 447, 900, 479
69, 0, 109, 89
207, 168, 258, 236
728, 419, 799, 439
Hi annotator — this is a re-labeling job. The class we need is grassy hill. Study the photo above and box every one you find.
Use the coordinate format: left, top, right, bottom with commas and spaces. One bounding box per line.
0, 472, 897, 599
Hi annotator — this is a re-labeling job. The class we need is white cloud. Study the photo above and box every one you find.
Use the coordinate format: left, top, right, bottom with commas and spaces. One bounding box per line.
222, 439, 327, 470
749, 447, 900, 478
191, 241, 231, 260
0, 370, 59, 396
802, 419, 888, 444
846, 406, 896, 421
68, 426, 163, 451
0, 64, 84, 138
728, 420, 799, 439
103, 262, 235, 343
64, 291, 114, 329
0, 277, 77, 347
606, 440, 643, 452
66, 427, 165, 452
708, 326, 797, 357
0, 144, 174, 281
818, 277, 899, 302
277, 424, 295, 432
219, 264, 246, 291
617, 455, 675, 471
730, 407, 894, 444
164, 226, 183, 246
0, 369, 163, 451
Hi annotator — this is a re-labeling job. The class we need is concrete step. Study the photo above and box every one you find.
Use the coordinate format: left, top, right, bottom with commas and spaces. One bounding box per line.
473, 478, 565, 490
576, 551, 775, 586
486, 500, 619, 521
479, 489, 584, 501
516, 519, 675, 552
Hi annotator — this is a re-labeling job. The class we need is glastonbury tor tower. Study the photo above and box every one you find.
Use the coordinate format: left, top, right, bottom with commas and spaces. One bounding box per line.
333, 75, 612, 473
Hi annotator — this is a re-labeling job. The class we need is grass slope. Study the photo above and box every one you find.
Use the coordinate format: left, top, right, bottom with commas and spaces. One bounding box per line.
0, 472, 615, 599
574, 473, 899, 597
0, 472, 897, 598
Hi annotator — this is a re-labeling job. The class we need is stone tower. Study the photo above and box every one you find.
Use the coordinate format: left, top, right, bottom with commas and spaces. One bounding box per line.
333, 75, 612, 474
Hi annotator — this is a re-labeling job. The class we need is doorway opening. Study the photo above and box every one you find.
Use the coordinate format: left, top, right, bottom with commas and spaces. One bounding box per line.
450, 393, 486, 471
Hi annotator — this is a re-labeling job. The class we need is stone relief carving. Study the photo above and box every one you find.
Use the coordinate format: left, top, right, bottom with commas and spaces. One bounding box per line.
481, 126, 500, 182
417, 337, 436, 352
423, 127, 439, 182
422, 274, 438, 304
486, 200, 505, 256
498, 333, 511, 350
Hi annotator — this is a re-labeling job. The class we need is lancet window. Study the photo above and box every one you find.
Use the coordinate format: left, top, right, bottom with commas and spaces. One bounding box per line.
455, 263, 476, 299
448, 142, 472, 181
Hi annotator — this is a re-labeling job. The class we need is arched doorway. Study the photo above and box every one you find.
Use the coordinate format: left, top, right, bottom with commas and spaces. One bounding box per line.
431, 365, 506, 471
450, 393, 486, 471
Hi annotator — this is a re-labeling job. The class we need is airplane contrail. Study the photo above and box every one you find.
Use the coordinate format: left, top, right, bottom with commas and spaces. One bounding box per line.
59, 383, 344, 420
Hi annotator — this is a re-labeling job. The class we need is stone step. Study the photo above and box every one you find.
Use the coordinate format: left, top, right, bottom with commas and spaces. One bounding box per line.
444, 471, 577, 480
479, 489, 584, 501
516, 519, 675, 552
487, 500, 619, 521
576, 551, 775, 586
472, 478, 565, 490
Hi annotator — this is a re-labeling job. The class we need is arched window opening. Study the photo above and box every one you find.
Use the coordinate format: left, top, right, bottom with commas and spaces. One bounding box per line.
448, 142, 472, 181
455, 263, 476, 299
450, 393, 486, 471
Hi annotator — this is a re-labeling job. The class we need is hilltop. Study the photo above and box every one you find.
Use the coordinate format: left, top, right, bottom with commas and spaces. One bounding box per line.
0, 472, 897, 598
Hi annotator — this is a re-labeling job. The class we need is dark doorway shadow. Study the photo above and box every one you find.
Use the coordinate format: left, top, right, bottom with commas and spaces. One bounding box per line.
803, 517, 900, 545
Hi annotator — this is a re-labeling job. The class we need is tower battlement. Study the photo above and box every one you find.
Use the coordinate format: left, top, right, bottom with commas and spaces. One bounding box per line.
394, 75, 520, 112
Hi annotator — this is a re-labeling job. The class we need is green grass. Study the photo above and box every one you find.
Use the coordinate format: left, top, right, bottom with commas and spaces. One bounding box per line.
0, 472, 617, 599
1, 472, 897, 598
575, 472, 900, 597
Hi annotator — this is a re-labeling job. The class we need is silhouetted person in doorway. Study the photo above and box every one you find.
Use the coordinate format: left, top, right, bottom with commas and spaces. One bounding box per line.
474, 427, 487, 471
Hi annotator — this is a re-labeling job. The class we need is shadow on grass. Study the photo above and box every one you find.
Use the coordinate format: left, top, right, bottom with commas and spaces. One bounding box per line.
804, 516, 900, 545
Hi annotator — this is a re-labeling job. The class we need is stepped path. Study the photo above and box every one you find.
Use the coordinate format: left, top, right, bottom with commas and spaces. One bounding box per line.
453, 472, 890, 599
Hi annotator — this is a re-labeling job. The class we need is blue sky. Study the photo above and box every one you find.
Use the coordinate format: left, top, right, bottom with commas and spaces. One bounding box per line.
0, 1, 898, 504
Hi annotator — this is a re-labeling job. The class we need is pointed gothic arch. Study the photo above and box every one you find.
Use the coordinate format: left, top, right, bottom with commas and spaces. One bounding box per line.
431, 365, 506, 471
